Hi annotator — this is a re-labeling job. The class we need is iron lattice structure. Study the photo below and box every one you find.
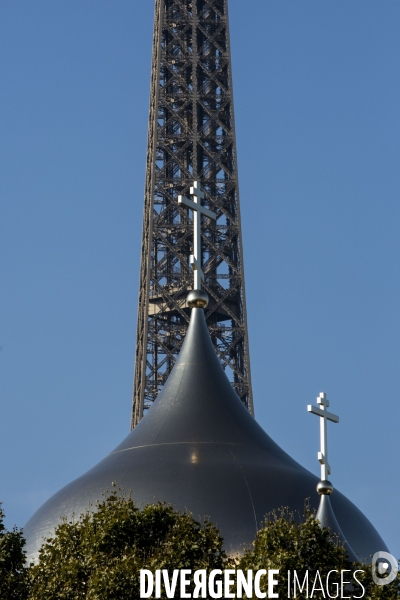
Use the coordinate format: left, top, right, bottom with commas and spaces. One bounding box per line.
132, 0, 253, 428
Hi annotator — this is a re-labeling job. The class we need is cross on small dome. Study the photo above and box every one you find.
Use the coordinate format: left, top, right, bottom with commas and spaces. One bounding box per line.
307, 392, 339, 481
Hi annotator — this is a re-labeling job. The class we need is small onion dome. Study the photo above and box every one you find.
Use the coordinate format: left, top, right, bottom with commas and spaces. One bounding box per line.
316, 480, 359, 563
24, 297, 387, 563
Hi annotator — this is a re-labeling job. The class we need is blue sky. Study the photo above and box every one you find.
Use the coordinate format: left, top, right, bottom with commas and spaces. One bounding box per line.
1, 1, 399, 558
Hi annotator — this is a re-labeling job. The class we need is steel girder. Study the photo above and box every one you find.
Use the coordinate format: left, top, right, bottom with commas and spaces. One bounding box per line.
132, 0, 253, 428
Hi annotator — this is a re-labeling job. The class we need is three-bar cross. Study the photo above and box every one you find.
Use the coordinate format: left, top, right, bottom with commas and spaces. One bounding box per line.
178, 182, 216, 290
307, 392, 339, 481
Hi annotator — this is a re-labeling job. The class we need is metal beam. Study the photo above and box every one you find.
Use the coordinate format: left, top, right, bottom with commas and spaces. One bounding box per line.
132, 0, 254, 428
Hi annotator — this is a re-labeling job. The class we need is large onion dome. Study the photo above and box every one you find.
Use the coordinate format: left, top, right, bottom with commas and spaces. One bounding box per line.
24, 300, 387, 562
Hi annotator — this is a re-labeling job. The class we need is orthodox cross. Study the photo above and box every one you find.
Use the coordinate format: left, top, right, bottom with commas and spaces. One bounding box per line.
307, 392, 339, 481
178, 182, 216, 290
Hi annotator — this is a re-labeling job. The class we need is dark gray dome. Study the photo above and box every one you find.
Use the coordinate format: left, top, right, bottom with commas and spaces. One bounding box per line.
316, 482, 359, 563
24, 306, 387, 562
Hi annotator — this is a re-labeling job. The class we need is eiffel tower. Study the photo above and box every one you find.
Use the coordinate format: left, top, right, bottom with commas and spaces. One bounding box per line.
132, 0, 253, 428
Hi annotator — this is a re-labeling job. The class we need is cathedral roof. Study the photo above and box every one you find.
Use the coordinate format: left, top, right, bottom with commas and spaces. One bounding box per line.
24, 300, 387, 562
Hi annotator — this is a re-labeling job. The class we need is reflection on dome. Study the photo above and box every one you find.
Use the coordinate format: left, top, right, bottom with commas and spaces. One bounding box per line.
24, 303, 387, 563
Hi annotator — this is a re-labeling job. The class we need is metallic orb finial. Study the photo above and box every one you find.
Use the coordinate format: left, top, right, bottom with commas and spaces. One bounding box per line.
187, 289, 209, 309
317, 480, 334, 495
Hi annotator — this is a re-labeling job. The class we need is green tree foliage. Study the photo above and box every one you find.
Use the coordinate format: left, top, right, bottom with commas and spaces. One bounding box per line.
354, 565, 400, 600
0, 504, 29, 600
237, 507, 399, 600
1, 495, 398, 599
28, 490, 228, 600
238, 507, 352, 598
